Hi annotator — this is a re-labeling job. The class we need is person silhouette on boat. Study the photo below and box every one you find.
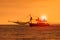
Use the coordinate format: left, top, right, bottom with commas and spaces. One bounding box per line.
36, 17, 42, 24
29, 15, 32, 23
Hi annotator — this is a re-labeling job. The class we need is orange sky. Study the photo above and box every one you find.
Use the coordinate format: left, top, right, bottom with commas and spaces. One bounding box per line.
0, 0, 60, 24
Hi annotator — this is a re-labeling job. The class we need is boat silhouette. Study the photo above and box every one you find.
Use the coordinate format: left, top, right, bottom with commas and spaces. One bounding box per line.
8, 15, 50, 26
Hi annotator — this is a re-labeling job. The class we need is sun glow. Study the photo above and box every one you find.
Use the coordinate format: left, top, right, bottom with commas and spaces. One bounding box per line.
41, 15, 47, 21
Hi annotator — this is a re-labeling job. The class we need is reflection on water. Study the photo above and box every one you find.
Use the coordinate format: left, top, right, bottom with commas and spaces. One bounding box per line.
0, 25, 60, 40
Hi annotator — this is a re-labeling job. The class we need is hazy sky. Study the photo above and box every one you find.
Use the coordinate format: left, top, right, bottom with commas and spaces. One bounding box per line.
0, 0, 60, 24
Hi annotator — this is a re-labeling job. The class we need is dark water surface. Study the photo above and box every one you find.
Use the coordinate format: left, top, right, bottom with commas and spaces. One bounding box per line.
0, 25, 60, 40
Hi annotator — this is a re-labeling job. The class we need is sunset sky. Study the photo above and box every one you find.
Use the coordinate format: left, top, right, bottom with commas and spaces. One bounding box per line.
0, 0, 60, 24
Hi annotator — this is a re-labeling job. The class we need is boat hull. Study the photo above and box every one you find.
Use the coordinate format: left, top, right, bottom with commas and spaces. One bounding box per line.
29, 23, 50, 27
